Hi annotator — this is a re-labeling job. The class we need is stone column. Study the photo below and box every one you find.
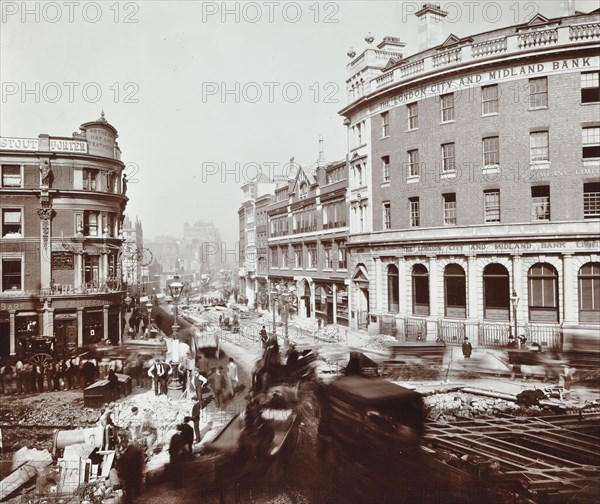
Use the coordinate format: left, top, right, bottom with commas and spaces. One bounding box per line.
310, 282, 316, 320
37, 205, 53, 291
562, 253, 575, 324
512, 254, 524, 332
398, 256, 408, 316
46, 308, 54, 337
77, 307, 84, 347
9, 310, 16, 355
74, 254, 83, 291
467, 255, 478, 320
374, 257, 382, 313
103, 305, 110, 341
428, 255, 439, 317
332, 283, 338, 324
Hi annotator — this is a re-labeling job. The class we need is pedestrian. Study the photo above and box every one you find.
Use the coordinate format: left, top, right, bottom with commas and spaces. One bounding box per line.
117, 436, 145, 504
518, 334, 527, 349
44, 363, 55, 391
62, 359, 72, 390
159, 360, 171, 395
22, 363, 32, 394
15, 360, 23, 394
53, 362, 62, 390
167, 428, 184, 489
178, 418, 194, 457
1, 361, 14, 395
147, 359, 163, 396
35, 364, 44, 392
462, 337, 472, 359
259, 326, 268, 349
209, 366, 227, 410
286, 343, 300, 366
108, 368, 119, 400
196, 353, 209, 377
81, 359, 97, 387
70, 355, 81, 388
191, 395, 203, 443
227, 358, 238, 397
193, 370, 208, 403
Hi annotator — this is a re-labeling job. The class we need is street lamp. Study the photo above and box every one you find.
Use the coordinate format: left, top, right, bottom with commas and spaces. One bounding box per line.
145, 300, 153, 339
510, 289, 520, 341
169, 277, 184, 366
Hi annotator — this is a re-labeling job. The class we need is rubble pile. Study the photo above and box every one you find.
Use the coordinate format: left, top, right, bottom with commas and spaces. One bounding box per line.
364, 335, 397, 353
424, 392, 520, 420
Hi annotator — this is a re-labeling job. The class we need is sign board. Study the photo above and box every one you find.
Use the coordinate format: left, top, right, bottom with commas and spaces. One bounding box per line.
52, 252, 74, 270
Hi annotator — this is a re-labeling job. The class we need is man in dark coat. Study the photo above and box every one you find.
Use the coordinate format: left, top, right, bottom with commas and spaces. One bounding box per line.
191, 396, 203, 443
167, 429, 184, 489
462, 337, 473, 359
209, 366, 227, 410
117, 437, 144, 503
259, 326, 268, 349
81, 360, 97, 387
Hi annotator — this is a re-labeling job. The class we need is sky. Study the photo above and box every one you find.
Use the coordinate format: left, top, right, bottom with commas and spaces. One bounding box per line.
1, 0, 597, 248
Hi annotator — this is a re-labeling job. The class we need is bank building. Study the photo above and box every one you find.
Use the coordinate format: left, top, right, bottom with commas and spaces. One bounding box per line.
0, 113, 129, 358
340, 2, 600, 348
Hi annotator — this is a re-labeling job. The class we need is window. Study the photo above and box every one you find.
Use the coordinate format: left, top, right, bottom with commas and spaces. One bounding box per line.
84, 255, 99, 286
440, 93, 455, 122
257, 257, 267, 274
584, 182, 600, 218
531, 186, 550, 221
307, 244, 317, 268
581, 71, 599, 104
441, 143, 455, 172
408, 150, 419, 177
529, 77, 548, 109
528, 263, 558, 323
354, 164, 364, 187
407, 103, 418, 129
578, 262, 600, 323
2, 258, 22, 291
387, 265, 399, 313
106, 172, 115, 193
482, 84, 499, 115
409, 197, 420, 227
444, 264, 466, 318
281, 247, 288, 268
484, 190, 500, 223
246, 229, 255, 245
483, 263, 510, 320
356, 122, 363, 145
383, 202, 391, 230
582, 127, 600, 159
323, 244, 332, 269
299, 182, 308, 199
337, 243, 347, 269
2, 165, 21, 187
83, 168, 99, 191
84, 211, 98, 236
294, 246, 303, 268
412, 264, 429, 316
325, 165, 344, 184
2, 209, 22, 237
270, 247, 278, 268
382, 156, 390, 182
381, 111, 389, 137
443, 193, 456, 225
530, 131, 549, 162
246, 207, 255, 223
323, 200, 346, 229
483, 136, 499, 166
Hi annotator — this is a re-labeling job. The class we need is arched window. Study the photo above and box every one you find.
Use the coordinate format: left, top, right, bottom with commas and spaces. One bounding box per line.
444, 264, 466, 318
387, 265, 399, 313
483, 264, 509, 320
578, 262, 600, 324
528, 263, 559, 323
412, 264, 429, 316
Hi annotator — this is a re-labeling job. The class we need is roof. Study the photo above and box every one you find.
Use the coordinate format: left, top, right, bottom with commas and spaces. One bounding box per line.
326, 376, 421, 403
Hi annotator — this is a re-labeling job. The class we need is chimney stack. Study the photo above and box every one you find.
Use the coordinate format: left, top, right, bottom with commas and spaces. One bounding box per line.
561, 0, 576, 16
415, 3, 448, 52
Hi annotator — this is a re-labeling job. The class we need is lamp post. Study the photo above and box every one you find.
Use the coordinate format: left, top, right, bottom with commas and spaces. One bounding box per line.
270, 284, 279, 339
510, 289, 520, 341
145, 300, 153, 339
168, 277, 184, 384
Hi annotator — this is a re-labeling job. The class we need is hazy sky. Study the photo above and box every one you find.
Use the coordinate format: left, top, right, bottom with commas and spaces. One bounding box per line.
2, 0, 596, 248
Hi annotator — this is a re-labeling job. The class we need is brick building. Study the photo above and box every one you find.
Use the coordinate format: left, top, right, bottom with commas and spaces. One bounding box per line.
340, 4, 600, 346
266, 155, 350, 326
0, 113, 129, 357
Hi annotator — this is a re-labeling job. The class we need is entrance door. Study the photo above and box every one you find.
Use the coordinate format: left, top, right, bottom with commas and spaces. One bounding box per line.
0, 320, 10, 357
54, 319, 78, 353
304, 297, 311, 318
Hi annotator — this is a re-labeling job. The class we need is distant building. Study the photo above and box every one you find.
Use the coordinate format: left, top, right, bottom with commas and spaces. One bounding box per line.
121, 215, 144, 287
0, 113, 129, 356
340, 3, 600, 345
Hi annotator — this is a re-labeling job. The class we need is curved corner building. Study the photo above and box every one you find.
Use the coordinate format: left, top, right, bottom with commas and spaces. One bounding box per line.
0, 113, 129, 356
340, 4, 600, 348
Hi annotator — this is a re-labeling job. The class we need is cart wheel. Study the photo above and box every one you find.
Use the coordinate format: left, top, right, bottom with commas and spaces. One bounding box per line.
29, 353, 54, 368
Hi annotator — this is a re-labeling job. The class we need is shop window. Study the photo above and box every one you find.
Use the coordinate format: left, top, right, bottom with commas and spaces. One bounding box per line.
444, 264, 466, 318
528, 77, 548, 109
482, 84, 499, 115
483, 263, 509, 320
2, 258, 22, 291
387, 264, 399, 314
528, 263, 559, 323
2, 165, 22, 187
583, 182, 600, 218
578, 262, 600, 323
412, 264, 429, 316
581, 71, 600, 104
531, 186, 550, 221
2, 209, 22, 237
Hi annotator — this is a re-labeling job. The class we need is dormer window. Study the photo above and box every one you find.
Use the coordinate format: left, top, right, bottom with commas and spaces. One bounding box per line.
299, 182, 308, 199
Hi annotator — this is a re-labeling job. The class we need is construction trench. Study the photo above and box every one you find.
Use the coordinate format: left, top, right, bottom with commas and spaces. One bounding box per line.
1, 341, 599, 504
